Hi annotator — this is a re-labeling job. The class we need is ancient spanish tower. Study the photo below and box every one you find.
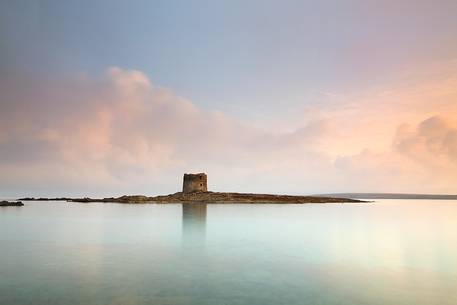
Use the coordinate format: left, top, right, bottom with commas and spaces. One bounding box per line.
182, 173, 208, 193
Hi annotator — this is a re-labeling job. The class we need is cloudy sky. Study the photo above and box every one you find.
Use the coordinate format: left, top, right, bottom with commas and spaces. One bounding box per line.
1, 0, 457, 197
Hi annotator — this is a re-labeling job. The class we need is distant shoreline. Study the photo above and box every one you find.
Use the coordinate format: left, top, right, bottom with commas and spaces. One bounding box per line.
317, 193, 457, 200
19, 192, 365, 204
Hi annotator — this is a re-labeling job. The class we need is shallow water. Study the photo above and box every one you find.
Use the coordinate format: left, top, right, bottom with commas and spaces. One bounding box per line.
1, 200, 456, 305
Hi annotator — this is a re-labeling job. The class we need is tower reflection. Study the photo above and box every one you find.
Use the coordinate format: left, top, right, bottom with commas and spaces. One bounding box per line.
182, 203, 207, 248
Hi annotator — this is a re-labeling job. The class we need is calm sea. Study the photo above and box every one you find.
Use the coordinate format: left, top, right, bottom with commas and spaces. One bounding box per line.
1, 200, 456, 305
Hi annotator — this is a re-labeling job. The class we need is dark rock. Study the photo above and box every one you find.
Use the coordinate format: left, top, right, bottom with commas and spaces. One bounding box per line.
0, 201, 24, 207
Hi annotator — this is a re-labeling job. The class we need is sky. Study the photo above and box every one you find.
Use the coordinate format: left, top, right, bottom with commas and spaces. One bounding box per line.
1, 0, 457, 197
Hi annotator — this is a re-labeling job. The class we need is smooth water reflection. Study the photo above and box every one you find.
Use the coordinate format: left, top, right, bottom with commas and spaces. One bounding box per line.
182, 204, 207, 248
0, 200, 456, 305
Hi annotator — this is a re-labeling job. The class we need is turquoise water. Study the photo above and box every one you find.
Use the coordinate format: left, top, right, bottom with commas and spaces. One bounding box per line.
1, 200, 456, 305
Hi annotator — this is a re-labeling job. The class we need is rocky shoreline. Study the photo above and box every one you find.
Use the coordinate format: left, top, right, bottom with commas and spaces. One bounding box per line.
20, 192, 364, 204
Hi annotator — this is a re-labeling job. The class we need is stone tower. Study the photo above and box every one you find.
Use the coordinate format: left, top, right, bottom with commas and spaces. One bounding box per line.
182, 173, 208, 193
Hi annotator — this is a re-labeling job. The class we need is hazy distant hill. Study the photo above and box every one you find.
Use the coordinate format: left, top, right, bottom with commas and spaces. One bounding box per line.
317, 193, 457, 200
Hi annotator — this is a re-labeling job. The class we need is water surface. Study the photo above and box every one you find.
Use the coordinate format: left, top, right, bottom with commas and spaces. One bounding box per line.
1, 200, 456, 305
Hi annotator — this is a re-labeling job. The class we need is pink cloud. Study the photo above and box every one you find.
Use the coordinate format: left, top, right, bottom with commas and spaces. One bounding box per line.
394, 116, 457, 166
0, 67, 456, 196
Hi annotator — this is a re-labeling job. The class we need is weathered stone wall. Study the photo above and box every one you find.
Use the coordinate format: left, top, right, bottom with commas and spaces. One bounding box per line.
182, 173, 208, 193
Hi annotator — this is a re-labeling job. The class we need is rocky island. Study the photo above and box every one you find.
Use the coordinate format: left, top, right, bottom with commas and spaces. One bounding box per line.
20, 173, 364, 204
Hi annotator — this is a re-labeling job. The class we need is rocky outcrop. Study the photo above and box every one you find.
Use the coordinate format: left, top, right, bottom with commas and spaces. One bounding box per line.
20, 172, 365, 204
0, 201, 24, 206
60, 192, 364, 204
149, 191, 364, 204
